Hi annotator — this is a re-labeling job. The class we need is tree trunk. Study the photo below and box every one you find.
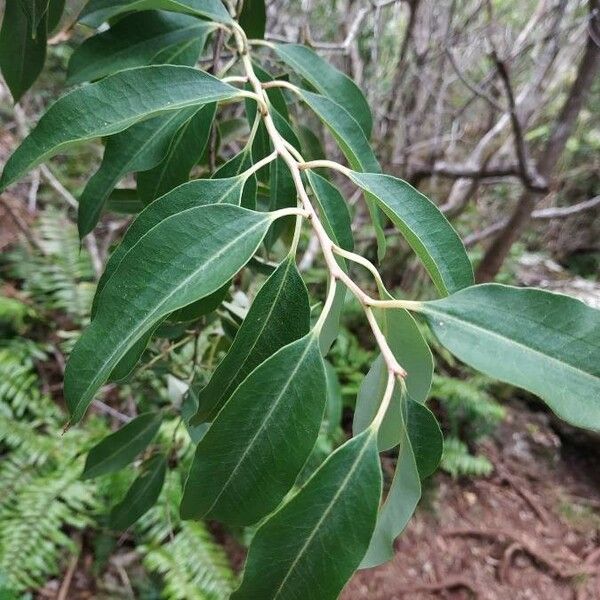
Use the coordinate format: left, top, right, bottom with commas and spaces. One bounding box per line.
476, 0, 600, 282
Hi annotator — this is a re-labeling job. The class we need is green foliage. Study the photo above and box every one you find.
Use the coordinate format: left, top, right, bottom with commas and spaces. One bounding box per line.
1, 5, 599, 598
441, 437, 493, 478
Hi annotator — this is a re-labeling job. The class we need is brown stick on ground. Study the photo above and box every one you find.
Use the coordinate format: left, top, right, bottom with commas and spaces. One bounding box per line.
393, 575, 481, 597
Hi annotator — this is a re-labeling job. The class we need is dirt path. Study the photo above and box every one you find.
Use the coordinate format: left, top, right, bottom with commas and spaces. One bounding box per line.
343, 401, 600, 599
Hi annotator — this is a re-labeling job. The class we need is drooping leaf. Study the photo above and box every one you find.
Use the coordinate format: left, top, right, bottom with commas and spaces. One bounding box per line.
406, 398, 443, 479
93, 176, 245, 315
273, 43, 372, 136
238, 0, 266, 39
324, 360, 343, 434
347, 171, 474, 296
78, 108, 198, 237
360, 423, 420, 568
353, 305, 433, 450
0, 66, 240, 192
79, 0, 233, 27
0, 0, 47, 103
307, 170, 353, 252
181, 333, 326, 525
110, 454, 167, 530
192, 255, 310, 423
299, 95, 386, 258
417, 284, 600, 430
232, 429, 381, 600
67, 11, 212, 84
137, 103, 216, 203
82, 412, 163, 479
105, 188, 145, 215
65, 204, 275, 422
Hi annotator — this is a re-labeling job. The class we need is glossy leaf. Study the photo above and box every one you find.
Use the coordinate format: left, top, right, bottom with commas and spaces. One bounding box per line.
0, 66, 240, 192
232, 429, 381, 600
67, 11, 212, 84
192, 255, 310, 423
348, 171, 474, 295
0, 0, 46, 102
82, 412, 163, 479
360, 423, 420, 568
65, 204, 274, 422
110, 454, 167, 530
212, 150, 257, 209
239, 0, 266, 38
79, 108, 197, 237
406, 398, 443, 479
181, 333, 326, 525
93, 176, 245, 313
137, 103, 216, 203
79, 0, 233, 27
273, 43, 372, 136
418, 284, 600, 429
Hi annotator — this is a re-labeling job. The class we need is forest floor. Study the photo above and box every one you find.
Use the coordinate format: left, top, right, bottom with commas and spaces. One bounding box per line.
343, 400, 600, 600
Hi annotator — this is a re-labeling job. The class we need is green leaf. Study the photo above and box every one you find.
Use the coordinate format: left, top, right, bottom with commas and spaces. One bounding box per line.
418, 284, 600, 430
192, 256, 310, 423
137, 103, 216, 203
93, 176, 244, 316
299, 94, 386, 258
406, 398, 443, 479
79, 108, 198, 237
265, 157, 296, 249
0, 0, 47, 103
213, 150, 257, 209
110, 454, 167, 530
65, 204, 274, 422
232, 429, 381, 600
79, 0, 233, 27
0, 65, 240, 192
82, 412, 163, 479
168, 281, 229, 322
105, 188, 145, 215
238, 0, 266, 39
353, 305, 433, 450
273, 43, 372, 137
347, 171, 474, 295
307, 171, 353, 252
67, 11, 212, 84
324, 360, 342, 434
360, 423, 420, 568
181, 333, 326, 525
47, 0, 65, 32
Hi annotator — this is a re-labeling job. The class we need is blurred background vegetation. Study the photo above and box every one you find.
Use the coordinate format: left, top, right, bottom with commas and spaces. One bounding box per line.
0, 0, 598, 597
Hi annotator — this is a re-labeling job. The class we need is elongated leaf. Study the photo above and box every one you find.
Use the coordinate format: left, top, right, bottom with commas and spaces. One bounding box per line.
265, 157, 296, 249
213, 150, 256, 209
0, 66, 240, 192
181, 333, 326, 525
406, 398, 443, 479
47, 0, 65, 32
79, 108, 198, 237
110, 454, 167, 530
353, 304, 433, 451
360, 423, 420, 568
18, 0, 49, 30
65, 204, 274, 422
67, 11, 211, 84
307, 171, 353, 252
273, 43, 372, 136
417, 284, 600, 429
192, 256, 310, 423
168, 281, 229, 322
105, 188, 145, 214
239, 0, 266, 38
82, 412, 163, 479
0, 0, 46, 102
348, 171, 474, 295
324, 360, 343, 434
232, 429, 381, 600
94, 176, 245, 313
299, 95, 386, 258
80, 0, 233, 26
137, 103, 216, 203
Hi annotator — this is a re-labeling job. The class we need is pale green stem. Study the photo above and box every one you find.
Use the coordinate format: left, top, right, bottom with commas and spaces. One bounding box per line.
331, 245, 388, 296
369, 298, 423, 311
370, 371, 396, 431
289, 215, 303, 256
241, 149, 278, 180
300, 160, 352, 177
313, 276, 338, 333
222, 75, 248, 84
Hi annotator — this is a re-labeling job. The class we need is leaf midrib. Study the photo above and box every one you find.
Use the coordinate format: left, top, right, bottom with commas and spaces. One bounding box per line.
423, 304, 600, 387
272, 432, 374, 599
73, 209, 269, 418
203, 336, 316, 517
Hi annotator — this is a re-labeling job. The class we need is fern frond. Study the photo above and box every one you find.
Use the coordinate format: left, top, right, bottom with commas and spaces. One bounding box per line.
441, 437, 493, 478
